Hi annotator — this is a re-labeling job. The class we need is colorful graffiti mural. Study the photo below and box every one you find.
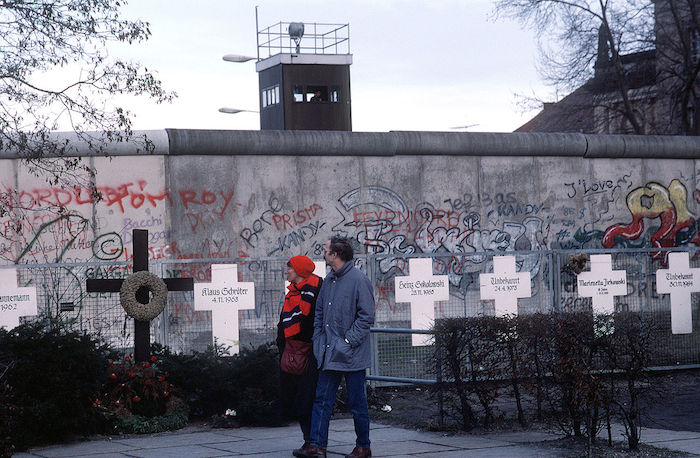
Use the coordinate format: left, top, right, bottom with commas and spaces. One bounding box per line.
2, 152, 700, 349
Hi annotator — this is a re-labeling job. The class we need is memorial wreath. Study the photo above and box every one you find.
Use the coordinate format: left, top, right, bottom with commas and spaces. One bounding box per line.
119, 271, 168, 321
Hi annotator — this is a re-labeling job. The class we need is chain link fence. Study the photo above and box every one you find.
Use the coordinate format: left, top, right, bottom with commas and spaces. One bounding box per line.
4, 247, 699, 382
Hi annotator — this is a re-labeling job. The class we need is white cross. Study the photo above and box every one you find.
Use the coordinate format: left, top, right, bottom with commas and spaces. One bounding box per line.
0, 268, 38, 330
194, 264, 255, 354
656, 252, 700, 334
479, 256, 532, 316
576, 254, 628, 314
394, 258, 449, 346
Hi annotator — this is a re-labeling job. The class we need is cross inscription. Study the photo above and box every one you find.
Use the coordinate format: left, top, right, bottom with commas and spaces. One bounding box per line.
0, 268, 38, 330
576, 254, 628, 314
194, 264, 256, 354
479, 256, 532, 316
656, 252, 700, 334
86, 229, 193, 362
394, 258, 449, 346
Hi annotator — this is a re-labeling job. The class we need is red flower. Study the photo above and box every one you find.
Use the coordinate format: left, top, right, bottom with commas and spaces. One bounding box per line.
144, 362, 150, 368
133, 396, 141, 403
163, 391, 170, 397
157, 376, 164, 382
92, 403, 98, 408
125, 356, 130, 362
109, 373, 117, 379
114, 401, 121, 406
129, 371, 134, 377
150, 355, 157, 362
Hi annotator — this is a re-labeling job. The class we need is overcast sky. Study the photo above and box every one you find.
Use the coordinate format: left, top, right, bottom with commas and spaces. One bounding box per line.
112, 0, 548, 133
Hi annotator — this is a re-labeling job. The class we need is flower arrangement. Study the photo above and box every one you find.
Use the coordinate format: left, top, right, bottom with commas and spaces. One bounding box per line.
211, 407, 240, 429
95, 354, 177, 419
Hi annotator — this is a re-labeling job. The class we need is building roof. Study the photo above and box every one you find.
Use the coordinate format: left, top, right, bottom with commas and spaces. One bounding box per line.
516, 49, 656, 134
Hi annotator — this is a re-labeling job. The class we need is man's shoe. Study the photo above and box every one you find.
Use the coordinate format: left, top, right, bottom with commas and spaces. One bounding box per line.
345, 446, 372, 458
294, 444, 327, 457
292, 442, 310, 457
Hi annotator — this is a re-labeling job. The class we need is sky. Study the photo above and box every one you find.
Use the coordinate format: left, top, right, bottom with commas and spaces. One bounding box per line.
110, 0, 549, 133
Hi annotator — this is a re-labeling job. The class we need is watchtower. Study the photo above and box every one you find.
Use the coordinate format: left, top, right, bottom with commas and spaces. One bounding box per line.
255, 21, 352, 131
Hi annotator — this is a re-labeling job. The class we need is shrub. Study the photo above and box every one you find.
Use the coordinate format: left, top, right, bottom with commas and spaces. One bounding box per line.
155, 342, 282, 427
602, 312, 661, 450
108, 397, 189, 434
0, 361, 18, 457
230, 343, 281, 426
432, 316, 503, 430
0, 323, 112, 450
153, 343, 237, 419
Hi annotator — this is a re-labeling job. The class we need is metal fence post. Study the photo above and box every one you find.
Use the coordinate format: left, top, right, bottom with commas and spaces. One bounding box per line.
435, 333, 444, 429
368, 253, 380, 385
553, 251, 561, 313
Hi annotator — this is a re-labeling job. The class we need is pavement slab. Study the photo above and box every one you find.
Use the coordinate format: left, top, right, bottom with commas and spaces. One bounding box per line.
17, 418, 700, 457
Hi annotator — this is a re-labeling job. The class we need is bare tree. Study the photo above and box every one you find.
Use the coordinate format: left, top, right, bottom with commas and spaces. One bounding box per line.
654, 0, 700, 134
494, 0, 664, 135
0, 0, 173, 188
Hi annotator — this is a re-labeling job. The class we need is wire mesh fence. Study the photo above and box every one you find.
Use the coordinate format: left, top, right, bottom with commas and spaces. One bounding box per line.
3, 247, 699, 383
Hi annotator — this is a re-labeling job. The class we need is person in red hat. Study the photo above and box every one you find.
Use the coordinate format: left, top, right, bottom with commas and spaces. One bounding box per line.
277, 255, 323, 452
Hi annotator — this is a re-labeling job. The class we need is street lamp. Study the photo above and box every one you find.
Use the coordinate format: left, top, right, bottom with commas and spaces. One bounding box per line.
218, 107, 258, 114
222, 54, 256, 63
221, 47, 257, 117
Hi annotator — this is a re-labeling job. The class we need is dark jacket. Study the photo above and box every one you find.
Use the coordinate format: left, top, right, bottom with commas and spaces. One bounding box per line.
313, 261, 375, 371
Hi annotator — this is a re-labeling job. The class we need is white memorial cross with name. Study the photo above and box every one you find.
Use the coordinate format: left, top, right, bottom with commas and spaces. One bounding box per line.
576, 254, 628, 314
0, 268, 38, 330
194, 264, 255, 354
394, 258, 449, 346
479, 256, 532, 316
656, 252, 700, 334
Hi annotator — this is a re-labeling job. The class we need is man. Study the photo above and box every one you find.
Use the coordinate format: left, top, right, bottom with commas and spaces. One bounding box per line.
294, 236, 375, 458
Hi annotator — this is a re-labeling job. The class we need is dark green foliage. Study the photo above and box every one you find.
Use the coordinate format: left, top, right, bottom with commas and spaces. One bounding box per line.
154, 342, 282, 426
0, 323, 112, 450
0, 361, 18, 457
96, 353, 180, 420
230, 344, 282, 426
109, 397, 189, 434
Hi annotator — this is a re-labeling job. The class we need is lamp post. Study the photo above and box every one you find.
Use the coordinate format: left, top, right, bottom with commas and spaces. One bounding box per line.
220, 52, 259, 120
222, 54, 256, 63
218, 107, 259, 114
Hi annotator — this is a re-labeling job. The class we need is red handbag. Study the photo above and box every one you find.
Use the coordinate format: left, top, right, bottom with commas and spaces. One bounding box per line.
281, 339, 312, 375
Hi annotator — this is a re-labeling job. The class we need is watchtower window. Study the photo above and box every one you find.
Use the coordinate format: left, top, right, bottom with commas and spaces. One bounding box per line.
292, 85, 342, 103
261, 84, 280, 108
293, 85, 304, 102
306, 85, 328, 102
330, 86, 341, 102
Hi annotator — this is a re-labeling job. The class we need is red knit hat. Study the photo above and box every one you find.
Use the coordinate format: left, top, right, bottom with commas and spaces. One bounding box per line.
289, 255, 315, 278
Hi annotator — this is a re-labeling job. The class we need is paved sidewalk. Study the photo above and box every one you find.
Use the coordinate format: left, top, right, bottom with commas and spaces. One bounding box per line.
14, 418, 700, 457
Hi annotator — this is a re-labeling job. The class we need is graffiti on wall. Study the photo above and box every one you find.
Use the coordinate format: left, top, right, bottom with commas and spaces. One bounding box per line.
602, 179, 700, 254
3, 161, 700, 347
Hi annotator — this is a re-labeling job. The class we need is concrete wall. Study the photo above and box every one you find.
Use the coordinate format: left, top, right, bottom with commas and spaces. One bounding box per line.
2, 130, 698, 266
1, 130, 699, 351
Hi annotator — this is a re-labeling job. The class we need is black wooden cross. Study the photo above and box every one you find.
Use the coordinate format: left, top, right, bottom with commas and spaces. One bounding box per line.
87, 229, 193, 362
